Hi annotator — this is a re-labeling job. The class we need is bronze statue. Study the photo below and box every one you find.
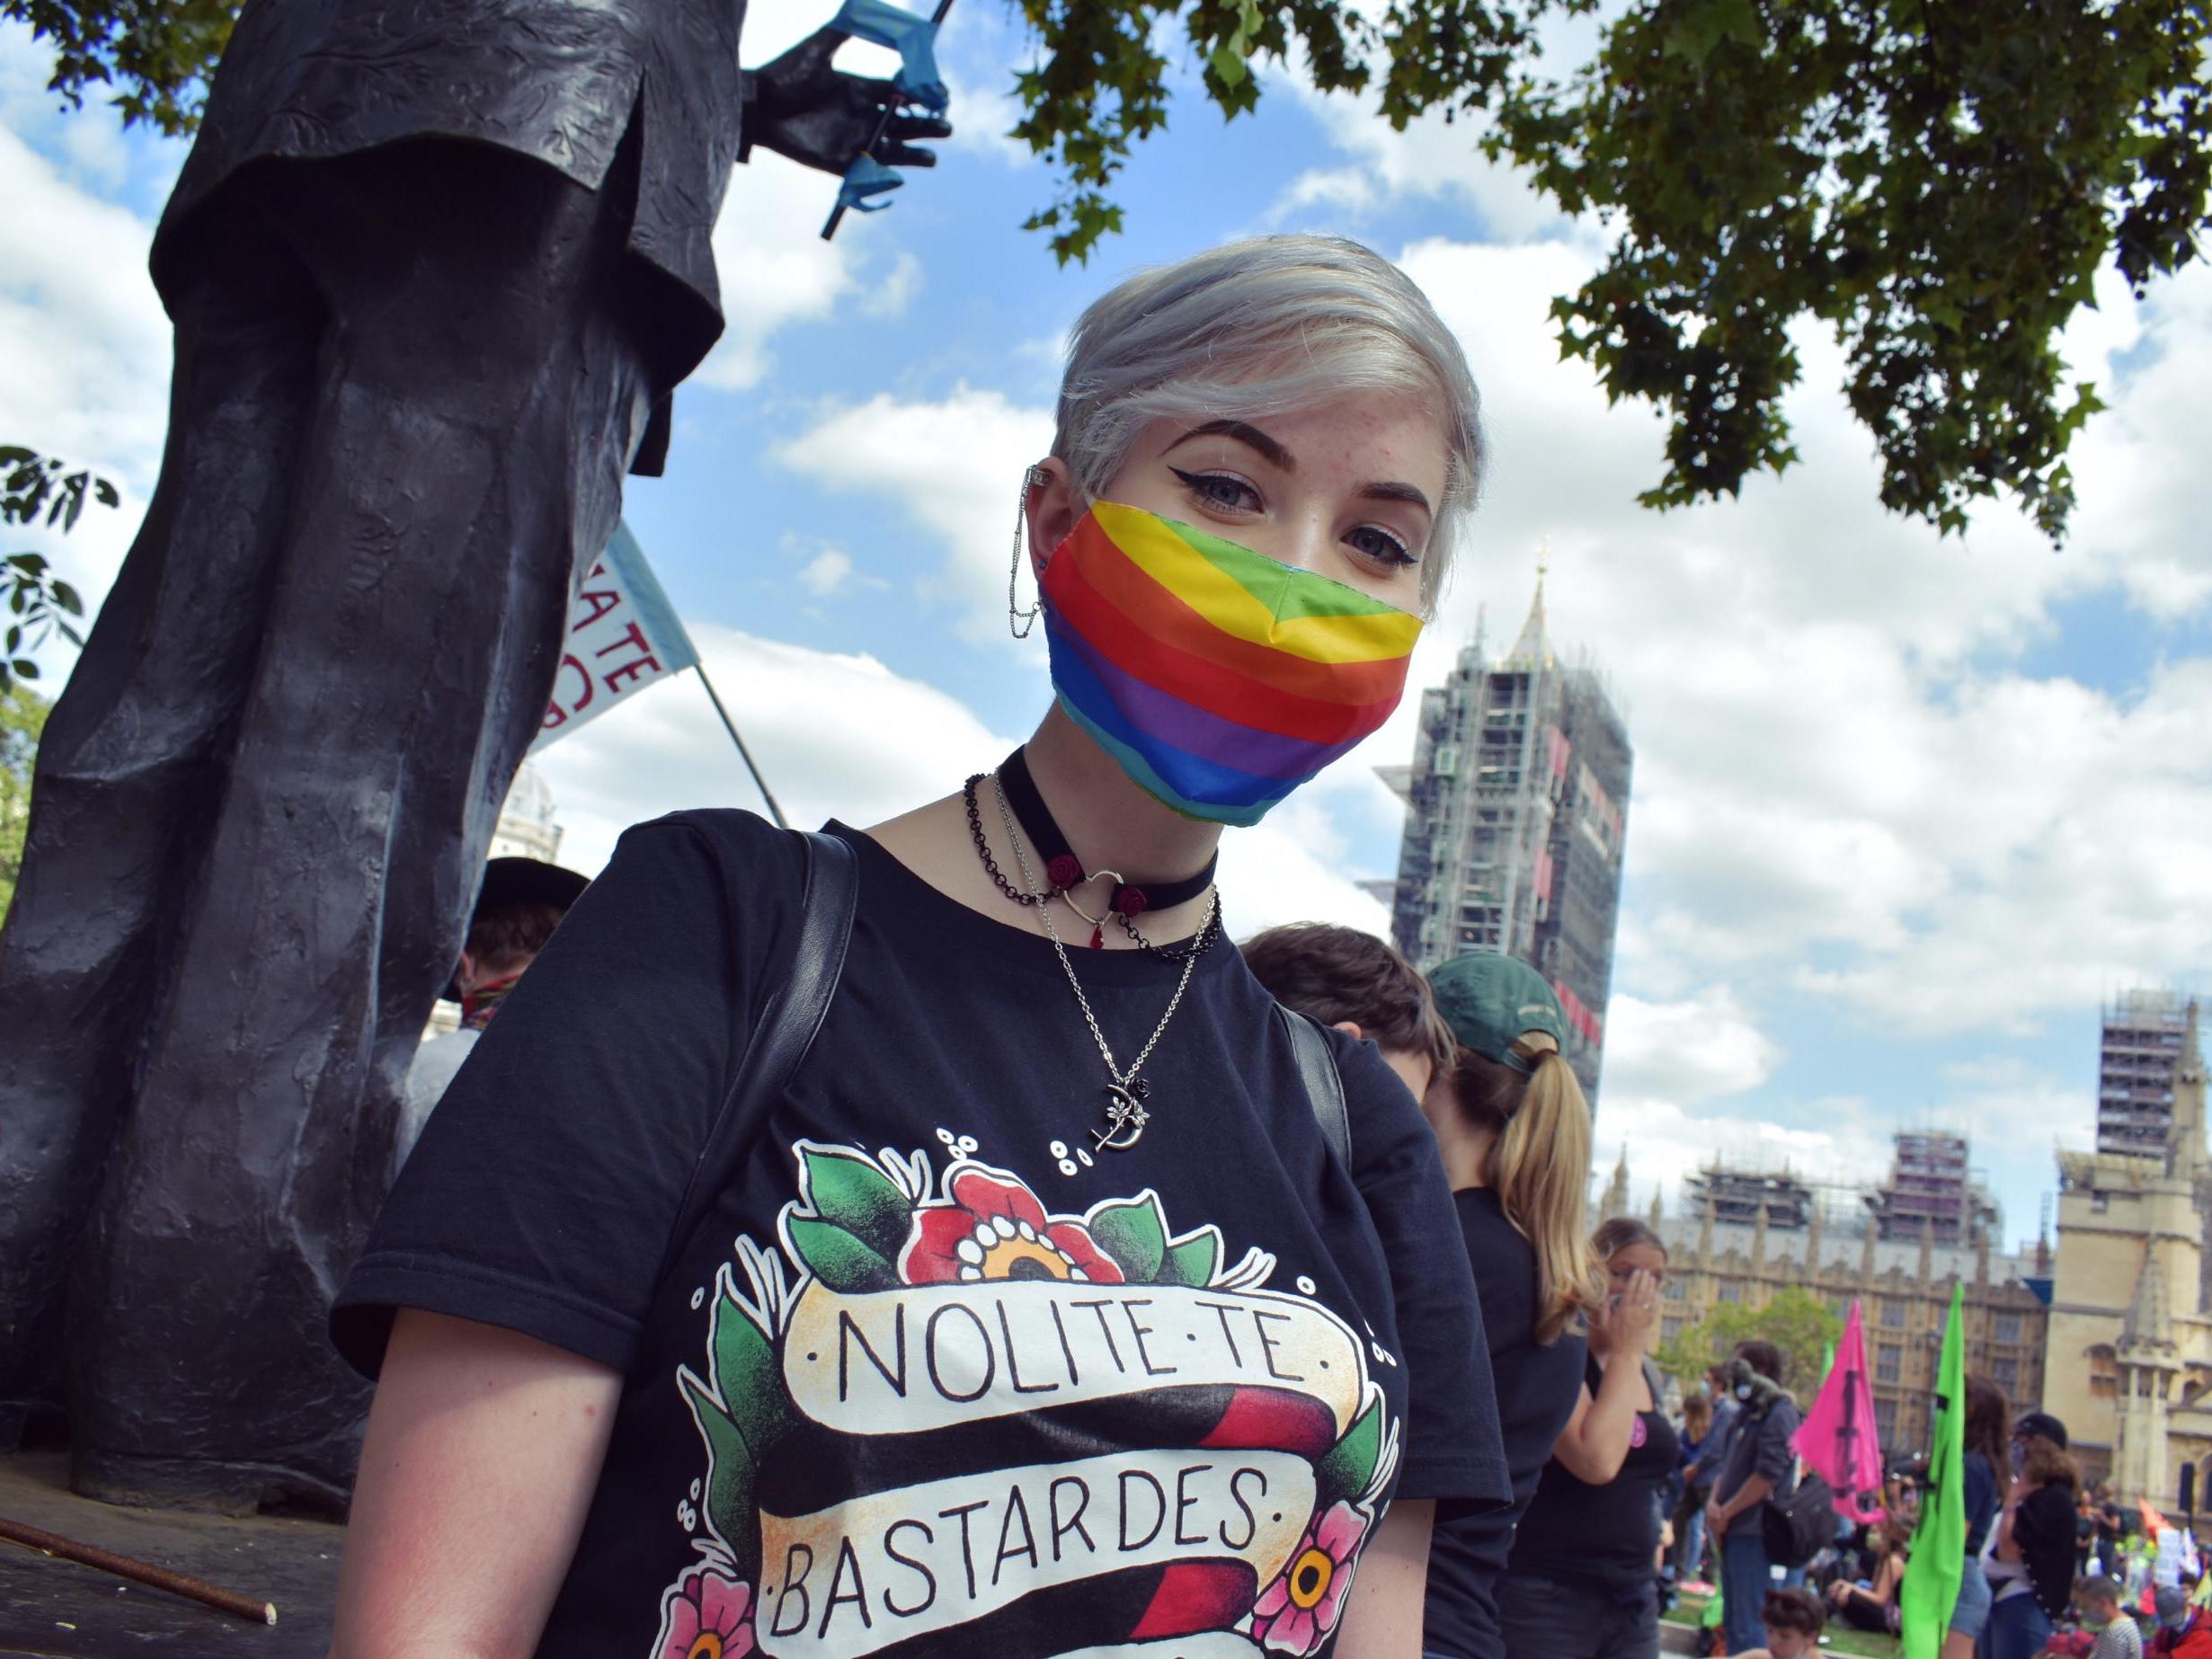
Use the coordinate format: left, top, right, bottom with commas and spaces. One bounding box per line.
0, 0, 946, 1512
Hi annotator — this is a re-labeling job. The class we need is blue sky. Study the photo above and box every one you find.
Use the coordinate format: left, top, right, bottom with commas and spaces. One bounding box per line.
4, 5, 2208, 1249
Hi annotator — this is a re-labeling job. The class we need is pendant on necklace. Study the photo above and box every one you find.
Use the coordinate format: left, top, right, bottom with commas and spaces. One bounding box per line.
1094, 1081, 1150, 1151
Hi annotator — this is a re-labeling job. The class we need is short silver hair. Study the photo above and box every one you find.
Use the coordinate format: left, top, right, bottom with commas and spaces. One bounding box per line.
1053, 235, 1482, 612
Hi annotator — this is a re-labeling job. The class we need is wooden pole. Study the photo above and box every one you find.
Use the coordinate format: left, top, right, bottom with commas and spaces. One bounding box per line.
0, 1513, 276, 1625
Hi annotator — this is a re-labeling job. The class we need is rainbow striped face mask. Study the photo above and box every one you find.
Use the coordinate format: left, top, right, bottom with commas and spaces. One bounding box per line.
1037, 499, 1424, 827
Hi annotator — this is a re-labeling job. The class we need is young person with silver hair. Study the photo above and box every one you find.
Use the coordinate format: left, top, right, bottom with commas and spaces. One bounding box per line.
328, 235, 1512, 1655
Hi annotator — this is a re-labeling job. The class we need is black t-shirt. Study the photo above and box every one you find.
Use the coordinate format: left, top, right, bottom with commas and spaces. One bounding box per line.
2012, 1480, 2079, 1618
1423, 1188, 1587, 1657
1506, 1354, 1680, 1584
333, 812, 1510, 1657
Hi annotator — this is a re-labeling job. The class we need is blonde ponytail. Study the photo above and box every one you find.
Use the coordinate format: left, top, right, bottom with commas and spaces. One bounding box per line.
1488, 1045, 1605, 1344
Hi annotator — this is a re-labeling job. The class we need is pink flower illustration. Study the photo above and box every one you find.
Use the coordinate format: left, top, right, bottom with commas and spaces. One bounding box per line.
1250, 1501, 1370, 1655
899, 1165, 1124, 1285
653, 1564, 755, 1659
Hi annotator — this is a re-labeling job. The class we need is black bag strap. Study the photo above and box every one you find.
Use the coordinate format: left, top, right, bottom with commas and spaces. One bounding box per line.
659, 830, 857, 1282
1276, 1002, 1352, 1167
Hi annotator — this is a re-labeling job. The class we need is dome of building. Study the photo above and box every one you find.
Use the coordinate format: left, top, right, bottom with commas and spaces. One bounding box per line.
489, 762, 564, 863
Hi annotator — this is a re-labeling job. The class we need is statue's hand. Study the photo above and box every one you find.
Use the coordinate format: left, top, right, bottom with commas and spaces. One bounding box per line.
746, 25, 954, 177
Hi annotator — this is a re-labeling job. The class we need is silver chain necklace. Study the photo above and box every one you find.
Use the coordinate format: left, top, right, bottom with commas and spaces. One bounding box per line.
992, 772, 1213, 1151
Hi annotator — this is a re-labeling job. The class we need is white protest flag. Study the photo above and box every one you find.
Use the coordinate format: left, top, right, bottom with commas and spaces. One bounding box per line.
535, 521, 700, 747
534, 521, 787, 825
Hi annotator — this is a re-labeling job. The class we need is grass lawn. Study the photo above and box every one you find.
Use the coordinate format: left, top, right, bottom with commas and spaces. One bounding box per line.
1664, 1592, 1903, 1656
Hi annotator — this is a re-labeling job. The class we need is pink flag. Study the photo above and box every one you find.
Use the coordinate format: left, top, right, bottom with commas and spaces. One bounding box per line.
1795, 1299, 1886, 1524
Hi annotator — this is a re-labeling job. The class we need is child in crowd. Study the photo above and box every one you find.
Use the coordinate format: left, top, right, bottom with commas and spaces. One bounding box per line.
1733, 1586, 1826, 1658
2075, 1575, 2144, 1658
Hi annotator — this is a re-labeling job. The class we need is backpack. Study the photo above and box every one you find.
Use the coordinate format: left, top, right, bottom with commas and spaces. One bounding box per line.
1763, 1464, 1838, 1568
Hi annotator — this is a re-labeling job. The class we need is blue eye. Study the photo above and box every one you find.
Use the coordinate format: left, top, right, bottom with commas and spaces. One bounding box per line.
1168, 466, 1259, 512
1348, 525, 1416, 567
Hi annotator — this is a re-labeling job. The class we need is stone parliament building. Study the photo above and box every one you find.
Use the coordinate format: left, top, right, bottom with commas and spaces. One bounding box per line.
1609, 1137, 2051, 1459
2047, 998, 2212, 1503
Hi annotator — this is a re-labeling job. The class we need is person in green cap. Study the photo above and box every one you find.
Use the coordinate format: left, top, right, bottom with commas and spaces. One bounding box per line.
1418, 951, 1646, 1658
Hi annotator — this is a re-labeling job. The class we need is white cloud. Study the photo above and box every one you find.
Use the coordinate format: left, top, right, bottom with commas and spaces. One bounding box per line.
772, 386, 1056, 637
1603, 987, 1784, 1105
700, 148, 919, 391
798, 548, 857, 597
0, 91, 170, 638
529, 625, 1394, 936
1376, 235, 2212, 1039
532, 625, 1017, 876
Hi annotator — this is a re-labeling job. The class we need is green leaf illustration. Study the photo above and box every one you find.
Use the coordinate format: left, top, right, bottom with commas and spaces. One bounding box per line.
712, 1282, 793, 1451
786, 1216, 899, 1292
800, 1146, 912, 1259
1316, 1395, 1383, 1509
1160, 1229, 1220, 1288
680, 1371, 760, 1566
1087, 1193, 1168, 1282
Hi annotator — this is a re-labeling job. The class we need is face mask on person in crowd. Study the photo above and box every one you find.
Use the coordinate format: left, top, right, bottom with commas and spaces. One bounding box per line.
1035, 500, 1422, 827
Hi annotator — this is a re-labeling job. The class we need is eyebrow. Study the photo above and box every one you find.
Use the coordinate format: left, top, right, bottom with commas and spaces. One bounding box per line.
1165, 419, 1435, 519
1360, 480, 1434, 517
1166, 420, 1294, 470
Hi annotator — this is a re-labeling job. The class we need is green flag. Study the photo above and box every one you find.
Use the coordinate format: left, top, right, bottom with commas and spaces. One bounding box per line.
1899, 1282, 1967, 1655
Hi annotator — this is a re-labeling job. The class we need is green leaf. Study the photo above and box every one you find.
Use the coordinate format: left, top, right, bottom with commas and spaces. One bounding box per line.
679, 1371, 760, 1564
11, 661, 38, 680
800, 1146, 912, 1259
710, 1282, 793, 1451
50, 583, 80, 616
1087, 1193, 1168, 1281
1316, 1395, 1384, 1508
785, 1216, 898, 1292
1209, 43, 1248, 88
1160, 1229, 1220, 1288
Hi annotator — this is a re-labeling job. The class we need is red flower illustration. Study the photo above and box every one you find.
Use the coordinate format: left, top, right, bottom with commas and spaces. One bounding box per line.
900, 1165, 1125, 1285
653, 1564, 754, 1659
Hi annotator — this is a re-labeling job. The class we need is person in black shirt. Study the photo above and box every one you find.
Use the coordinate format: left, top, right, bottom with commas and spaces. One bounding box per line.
326, 235, 1512, 1655
1989, 1411, 2080, 1659
1406, 952, 1606, 1659
1710, 1338, 1803, 1653
1496, 1216, 1675, 1658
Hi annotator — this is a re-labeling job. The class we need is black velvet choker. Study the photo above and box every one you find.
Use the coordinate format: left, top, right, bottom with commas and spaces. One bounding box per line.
996, 747, 1218, 920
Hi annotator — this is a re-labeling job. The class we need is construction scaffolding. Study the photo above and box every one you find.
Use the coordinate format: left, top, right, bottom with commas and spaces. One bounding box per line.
1863, 1131, 1999, 1245
2098, 989, 2198, 1158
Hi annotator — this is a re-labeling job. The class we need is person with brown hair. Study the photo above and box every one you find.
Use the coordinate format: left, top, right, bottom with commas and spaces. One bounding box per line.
1672, 1388, 1718, 1584
1416, 953, 1609, 1657
1827, 1514, 1914, 1634
1240, 922, 1456, 1103
1495, 1215, 1675, 1657
1988, 1410, 2081, 1657
1736, 1585, 1826, 1658
1941, 1371, 2012, 1656
395, 856, 590, 1175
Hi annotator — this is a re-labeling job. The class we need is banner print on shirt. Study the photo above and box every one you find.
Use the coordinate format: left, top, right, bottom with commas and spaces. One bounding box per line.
652, 1138, 1402, 1659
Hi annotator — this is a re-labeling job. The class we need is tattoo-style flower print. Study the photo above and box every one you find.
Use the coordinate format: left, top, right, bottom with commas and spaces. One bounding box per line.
898, 1164, 1124, 1285
653, 1564, 755, 1659
1249, 1501, 1370, 1655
